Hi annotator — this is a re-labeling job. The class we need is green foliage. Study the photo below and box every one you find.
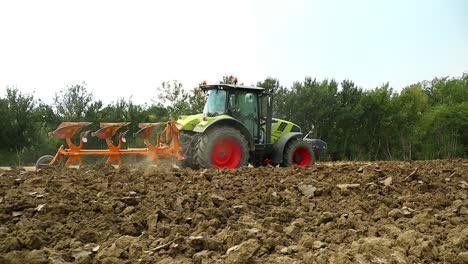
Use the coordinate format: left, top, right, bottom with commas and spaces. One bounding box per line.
145, 104, 169, 122
188, 86, 205, 113
157, 80, 190, 119
416, 73, 468, 159
53, 83, 94, 120
274, 78, 339, 147
419, 103, 468, 159
257, 77, 280, 94
32, 102, 63, 160
262, 73, 466, 161
0, 73, 466, 165
423, 73, 468, 105
333, 80, 363, 160
156, 80, 207, 119
354, 84, 395, 160
391, 84, 429, 159
0, 88, 40, 165
221, 75, 236, 84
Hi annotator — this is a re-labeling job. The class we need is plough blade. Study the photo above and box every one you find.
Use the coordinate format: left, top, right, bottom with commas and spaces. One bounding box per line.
91, 122, 131, 139
48, 122, 92, 139
134, 122, 166, 139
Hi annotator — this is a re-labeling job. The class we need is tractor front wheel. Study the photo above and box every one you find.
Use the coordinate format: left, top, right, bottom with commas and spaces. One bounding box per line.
195, 126, 249, 169
283, 139, 314, 166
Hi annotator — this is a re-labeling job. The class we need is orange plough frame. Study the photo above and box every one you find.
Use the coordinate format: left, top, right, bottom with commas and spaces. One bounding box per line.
47, 121, 183, 168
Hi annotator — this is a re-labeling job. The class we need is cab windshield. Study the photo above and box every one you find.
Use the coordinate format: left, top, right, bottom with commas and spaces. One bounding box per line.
203, 89, 227, 117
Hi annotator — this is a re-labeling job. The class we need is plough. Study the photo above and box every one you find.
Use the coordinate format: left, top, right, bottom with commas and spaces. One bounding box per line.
37, 121, 183, 168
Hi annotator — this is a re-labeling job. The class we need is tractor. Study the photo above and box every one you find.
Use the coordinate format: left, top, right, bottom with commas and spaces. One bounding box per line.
39, 80, 327, 169
175, 81, 327, 169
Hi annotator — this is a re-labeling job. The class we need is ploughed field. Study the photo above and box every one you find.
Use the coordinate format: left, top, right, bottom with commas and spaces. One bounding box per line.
0, 160, 467, 264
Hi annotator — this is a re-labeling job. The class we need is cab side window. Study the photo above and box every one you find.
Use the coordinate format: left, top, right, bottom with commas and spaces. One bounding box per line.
229, 92, 258, 138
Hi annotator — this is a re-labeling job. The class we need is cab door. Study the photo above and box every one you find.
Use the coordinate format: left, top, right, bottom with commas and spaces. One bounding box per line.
228, 91, 259, 140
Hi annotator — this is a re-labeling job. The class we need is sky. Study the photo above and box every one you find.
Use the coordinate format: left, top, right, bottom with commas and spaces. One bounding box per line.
0, 0, 467, 105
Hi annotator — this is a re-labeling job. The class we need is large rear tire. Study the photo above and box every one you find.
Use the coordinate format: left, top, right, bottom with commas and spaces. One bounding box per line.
194, 126, 249, 169
283, 139, 314, 166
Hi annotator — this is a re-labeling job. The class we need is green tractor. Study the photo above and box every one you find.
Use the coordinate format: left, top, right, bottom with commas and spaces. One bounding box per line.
176, 82, 327, 169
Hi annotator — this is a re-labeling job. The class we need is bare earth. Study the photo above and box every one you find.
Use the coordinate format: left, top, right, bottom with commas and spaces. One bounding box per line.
0, 160, 467, 263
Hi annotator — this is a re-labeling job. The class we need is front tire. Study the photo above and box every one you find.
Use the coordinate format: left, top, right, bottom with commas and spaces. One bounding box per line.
194, 126, 249, 169
283, 139, 314, 166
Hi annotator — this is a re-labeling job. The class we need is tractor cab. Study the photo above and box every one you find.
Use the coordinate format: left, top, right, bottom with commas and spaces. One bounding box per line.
200, 84, 271, 144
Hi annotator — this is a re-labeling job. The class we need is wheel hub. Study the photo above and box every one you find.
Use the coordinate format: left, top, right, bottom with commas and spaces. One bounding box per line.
294, 154, 302, 162
292, 146, 311, 166
211, 137, 241, 169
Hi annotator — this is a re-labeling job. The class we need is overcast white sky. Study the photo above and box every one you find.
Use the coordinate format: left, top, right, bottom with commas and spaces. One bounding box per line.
0, 0, 467, 105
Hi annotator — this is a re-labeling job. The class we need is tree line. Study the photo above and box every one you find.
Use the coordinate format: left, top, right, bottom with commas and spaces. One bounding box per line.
0, 74, 466, 165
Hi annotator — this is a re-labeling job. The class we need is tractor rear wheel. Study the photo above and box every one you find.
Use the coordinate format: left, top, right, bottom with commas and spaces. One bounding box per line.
195, 126, 249, 169
283, 139, 314, 166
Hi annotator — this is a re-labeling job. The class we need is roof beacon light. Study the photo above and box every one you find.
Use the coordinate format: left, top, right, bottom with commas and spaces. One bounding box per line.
233, 77, 238, 85
202, 80, 207, 85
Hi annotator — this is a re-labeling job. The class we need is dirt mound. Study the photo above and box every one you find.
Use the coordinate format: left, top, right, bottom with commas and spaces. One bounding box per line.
0, 160, 467, 263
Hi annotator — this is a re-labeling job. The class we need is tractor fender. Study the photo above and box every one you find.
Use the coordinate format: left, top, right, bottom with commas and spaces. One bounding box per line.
272, 132, 303, 163
193, 118, 255, 151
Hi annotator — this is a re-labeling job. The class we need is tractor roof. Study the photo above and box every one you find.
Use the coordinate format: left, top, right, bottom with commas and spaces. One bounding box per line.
200, 84, 265, 93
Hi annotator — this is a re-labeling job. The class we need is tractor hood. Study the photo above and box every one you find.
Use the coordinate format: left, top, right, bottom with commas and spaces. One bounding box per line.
176, 113, 234, 132
176, 114, 204, 131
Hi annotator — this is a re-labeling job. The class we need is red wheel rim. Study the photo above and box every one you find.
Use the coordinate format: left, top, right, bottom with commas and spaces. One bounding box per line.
292, 146, 311, 166
211, 137, 242, 169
